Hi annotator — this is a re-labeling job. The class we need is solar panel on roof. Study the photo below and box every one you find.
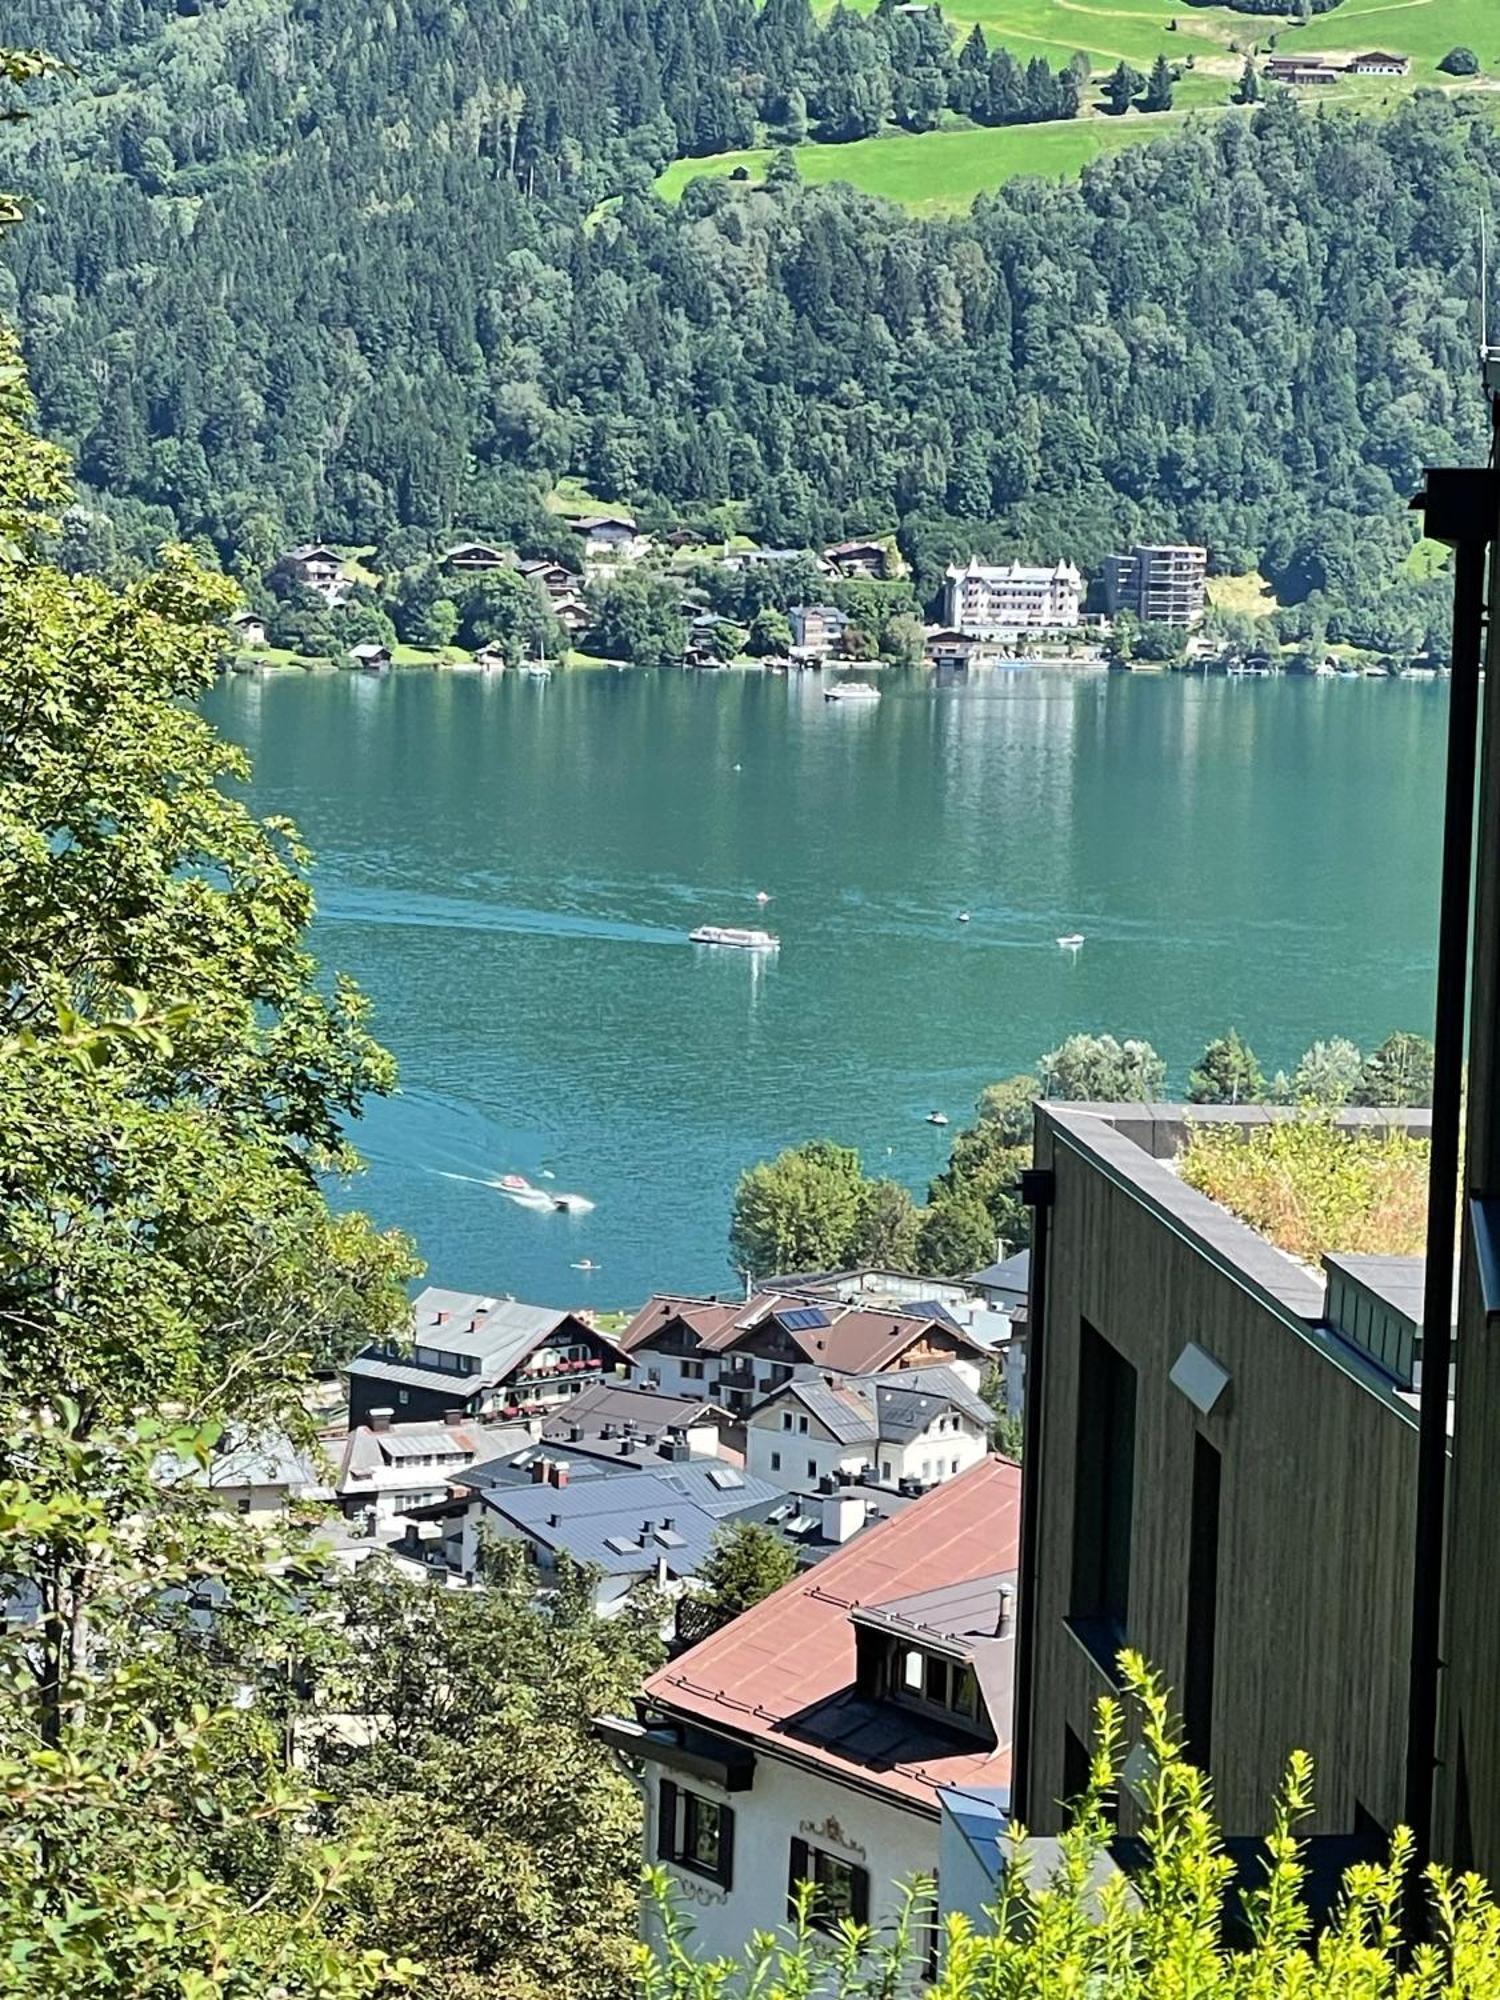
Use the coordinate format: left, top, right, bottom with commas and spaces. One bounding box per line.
778, 1306, 830, 1331
708, 1467, 744, 1489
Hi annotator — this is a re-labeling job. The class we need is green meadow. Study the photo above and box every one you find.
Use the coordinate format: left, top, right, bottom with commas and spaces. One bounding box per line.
656, 0, 1500, 212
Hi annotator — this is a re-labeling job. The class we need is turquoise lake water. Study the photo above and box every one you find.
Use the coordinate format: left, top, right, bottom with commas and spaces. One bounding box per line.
205, 666, 1446, 1308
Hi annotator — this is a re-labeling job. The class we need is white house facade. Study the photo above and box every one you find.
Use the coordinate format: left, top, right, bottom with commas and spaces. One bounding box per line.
600, 1458, 1021, 1969
942, 559, 1081, 636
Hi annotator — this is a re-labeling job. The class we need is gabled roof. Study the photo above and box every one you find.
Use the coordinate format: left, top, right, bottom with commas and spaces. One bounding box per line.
539, 1382, 730, 1439
338, 1418, 528, 1494
642, 1457, 1019, 1807
871, 1365, 991, 1440
620, 1292, 986, 1374
350, 1288, 618, 1394
576, 513, 638, 533
758, 1365, 990, 1445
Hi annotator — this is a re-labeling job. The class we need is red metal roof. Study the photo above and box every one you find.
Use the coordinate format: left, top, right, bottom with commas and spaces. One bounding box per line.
643, 1456, 1020, 1810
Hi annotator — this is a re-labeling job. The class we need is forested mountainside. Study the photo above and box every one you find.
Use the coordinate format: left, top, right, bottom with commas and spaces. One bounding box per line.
1, 0, 1496, 641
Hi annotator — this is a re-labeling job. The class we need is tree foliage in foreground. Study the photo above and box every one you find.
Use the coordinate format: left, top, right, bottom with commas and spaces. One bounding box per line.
641, 1655, 1500, 1998
0, 184, 419, 1980
315, 1549, 663, 2000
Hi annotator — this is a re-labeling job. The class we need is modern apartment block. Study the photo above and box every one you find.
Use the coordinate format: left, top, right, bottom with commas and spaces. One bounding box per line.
942, 558, 1082, 636
1012, 1102, 1431, 1848
1101, 544, 1208, 627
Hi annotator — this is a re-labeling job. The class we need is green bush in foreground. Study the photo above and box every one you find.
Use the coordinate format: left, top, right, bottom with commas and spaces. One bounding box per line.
638, 1657, 1500, 1997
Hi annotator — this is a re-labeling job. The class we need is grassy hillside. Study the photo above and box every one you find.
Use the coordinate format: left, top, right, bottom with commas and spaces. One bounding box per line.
659, 0, 1500, 210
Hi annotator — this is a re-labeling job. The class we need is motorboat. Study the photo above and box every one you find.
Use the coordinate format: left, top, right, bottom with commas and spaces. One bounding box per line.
927, 1112, 949, 1127
1057, 933, 1085, 950
690, 925, 780, 950
824, 681, 881, 702
956, 911, 971, 924
523, 662, 552, 681
496, 1173, 555, 1208
755, 890, 771, 905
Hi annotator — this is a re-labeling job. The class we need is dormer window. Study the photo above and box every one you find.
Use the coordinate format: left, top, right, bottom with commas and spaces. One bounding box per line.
887, 1644, 981, 1726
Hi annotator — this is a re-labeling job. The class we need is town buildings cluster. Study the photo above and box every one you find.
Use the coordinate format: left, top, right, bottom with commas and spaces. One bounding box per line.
251, 525, 1209, 674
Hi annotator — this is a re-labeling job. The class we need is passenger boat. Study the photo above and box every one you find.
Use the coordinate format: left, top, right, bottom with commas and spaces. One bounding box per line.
689, 925, 780, 950
824, 681, 880, 702
1056, 933, 1085, 950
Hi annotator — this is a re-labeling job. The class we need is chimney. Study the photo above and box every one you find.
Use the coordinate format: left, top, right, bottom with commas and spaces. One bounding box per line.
821, 1491, 865, 1546
435, 1310, 448, 1324
369, 1408, 393, 1433
996, 1581, 1015, 1635
569, 1423, 584, 1443
641, 1519, 655, 1538
531, 1458, 551, 1484
549, 1462, 570, 1489
442, 1407, 465, 1425
659, 1516, 674, 1532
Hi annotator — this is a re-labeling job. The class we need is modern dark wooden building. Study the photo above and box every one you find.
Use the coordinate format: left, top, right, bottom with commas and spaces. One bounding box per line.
1013, 1102, 1433, 1847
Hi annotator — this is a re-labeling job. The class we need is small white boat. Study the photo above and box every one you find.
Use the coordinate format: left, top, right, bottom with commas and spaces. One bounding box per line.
825, 681, 881, 703
1057, 933, 1085, 951
523, 662, 552, 681
755, 890, 771, 905
690, 925, 780, 950
572, 1259, 598, 1272
927, 1111, 949, 1127
956, 911, 971, 924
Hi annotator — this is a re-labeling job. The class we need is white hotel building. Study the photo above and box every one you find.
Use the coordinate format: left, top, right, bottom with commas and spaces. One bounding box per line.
943, 558, 1081, 637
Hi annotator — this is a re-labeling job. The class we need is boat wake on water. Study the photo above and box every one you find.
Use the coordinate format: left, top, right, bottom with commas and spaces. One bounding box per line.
432, 1167, 594, 1214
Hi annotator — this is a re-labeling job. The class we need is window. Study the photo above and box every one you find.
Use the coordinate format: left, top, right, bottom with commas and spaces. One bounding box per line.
788, 1838, 869, 1931
1182, 1435, 1221, 1772
881, 1460, 893, 1482
807, 1459, 817, 1479
1069, 1320, 1137, 1667
889, 1646, 980, 1725
798, 1415, 809, 1434
397, 1389, 409, 1405
657, 1780, 734, 1887
781, 1412, 793, 1431
950, 1457, 960, 1476
770, 1451, 782, 1471
682, 1360, 705, 1381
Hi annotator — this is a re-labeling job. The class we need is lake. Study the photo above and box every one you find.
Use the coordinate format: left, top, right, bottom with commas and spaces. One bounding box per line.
205, 665, 1446, 1308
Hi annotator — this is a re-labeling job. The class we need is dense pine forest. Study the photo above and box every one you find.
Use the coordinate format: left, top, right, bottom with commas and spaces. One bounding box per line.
1, 0, 1496, 644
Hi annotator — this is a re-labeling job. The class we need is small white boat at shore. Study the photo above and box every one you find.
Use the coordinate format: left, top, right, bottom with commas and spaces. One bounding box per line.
523, 662, 552, 681
824, 681, 881, 702
690, 925, 780, 950
1057, 933, 1085, 951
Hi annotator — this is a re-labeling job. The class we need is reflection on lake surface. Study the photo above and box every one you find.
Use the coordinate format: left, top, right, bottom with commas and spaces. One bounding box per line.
207, 666, 1445, 1305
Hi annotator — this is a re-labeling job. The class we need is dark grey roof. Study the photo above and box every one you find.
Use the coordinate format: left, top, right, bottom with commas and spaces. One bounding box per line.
1322, 1253, 1424, 1325
871, 1365, 991, 1441
779, 1377, 877, 1446
970, 1250, 1030, 1296
540, 1383, 724, 1438
345, 1354, 483, 1396
476, 1467, 778, 1576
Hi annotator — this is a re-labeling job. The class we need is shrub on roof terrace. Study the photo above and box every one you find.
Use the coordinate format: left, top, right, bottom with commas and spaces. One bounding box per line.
1178, 1113, 1428, 1261
639, 1656, 1500, 1997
